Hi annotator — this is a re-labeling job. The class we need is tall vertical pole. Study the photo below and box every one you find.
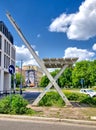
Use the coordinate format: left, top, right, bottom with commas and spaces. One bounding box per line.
13, 73, 16, 93
20, 60, 23, 94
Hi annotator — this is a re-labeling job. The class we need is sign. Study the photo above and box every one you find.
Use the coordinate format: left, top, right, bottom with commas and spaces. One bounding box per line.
80, 78, 84, 85
8, 65, 15, 75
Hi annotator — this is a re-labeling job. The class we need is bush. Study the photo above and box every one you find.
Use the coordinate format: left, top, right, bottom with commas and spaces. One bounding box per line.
39, 91, 65, 107
80, 96, 96, 106
0, 95, 36, 115
38, 91, 96, 107
64, 92, 79, 101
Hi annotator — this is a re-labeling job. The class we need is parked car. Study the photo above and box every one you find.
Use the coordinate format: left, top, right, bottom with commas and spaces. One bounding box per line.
80, 89, 96, 97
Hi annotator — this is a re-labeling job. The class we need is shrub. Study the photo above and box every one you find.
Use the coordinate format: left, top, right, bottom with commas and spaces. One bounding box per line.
0, 95, 36, 115
39, 91, 65, 107
80, 96, 96, 106
38, 91, 96, 107
64, 92, 79, 101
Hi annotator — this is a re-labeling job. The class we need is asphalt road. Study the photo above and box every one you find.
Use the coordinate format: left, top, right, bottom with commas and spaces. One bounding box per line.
22, 91, 40, 103
0, 91, 40, 102
0, 119, 96, 130
23, 91, 40, 99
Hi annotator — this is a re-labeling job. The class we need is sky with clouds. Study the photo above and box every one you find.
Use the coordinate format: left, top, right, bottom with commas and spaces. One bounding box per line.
0, 0, 96, 66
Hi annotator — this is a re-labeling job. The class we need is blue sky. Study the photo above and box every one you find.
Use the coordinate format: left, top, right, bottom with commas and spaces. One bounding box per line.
0, 0, 96, 66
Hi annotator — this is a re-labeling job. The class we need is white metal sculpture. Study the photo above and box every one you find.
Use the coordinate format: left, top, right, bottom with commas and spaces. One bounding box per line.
6, 12, 73, 106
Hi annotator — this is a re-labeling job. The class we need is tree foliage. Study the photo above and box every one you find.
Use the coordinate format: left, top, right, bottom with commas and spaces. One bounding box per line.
59, 68, 73, 88
11, 73, 25, 88
0, 95, 35, 115
72, 60, 96, 88
39, 69, 59, 87
39, 60, 96, 88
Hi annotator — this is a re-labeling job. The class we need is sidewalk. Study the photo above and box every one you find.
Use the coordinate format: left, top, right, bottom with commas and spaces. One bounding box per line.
0, 114, 96, 126
27, 105, 96, 121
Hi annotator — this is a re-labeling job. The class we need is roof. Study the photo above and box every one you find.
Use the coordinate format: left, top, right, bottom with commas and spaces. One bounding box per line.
43, 58, 78, 68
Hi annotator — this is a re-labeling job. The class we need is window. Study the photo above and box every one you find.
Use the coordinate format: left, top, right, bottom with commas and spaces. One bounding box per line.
4, 39, 6, 52
4, 55, 10, 69
0, 35, 2, 49
11, 47, 15, 60
0, 52, 1, 66
8, 44, 10, 55
4, 55, 6, 68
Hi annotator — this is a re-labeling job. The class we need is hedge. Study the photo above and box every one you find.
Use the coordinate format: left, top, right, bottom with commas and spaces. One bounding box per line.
38, 91, 96, 107
0, 94, 36, 115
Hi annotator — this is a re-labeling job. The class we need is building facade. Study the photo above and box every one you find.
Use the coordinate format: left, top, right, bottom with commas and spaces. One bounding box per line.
0, 21, 15, 93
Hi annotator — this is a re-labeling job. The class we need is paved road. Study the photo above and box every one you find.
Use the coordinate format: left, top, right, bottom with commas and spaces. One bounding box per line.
0, 91, 41, 103
0, 118, 96, 130
22, 91, 40, 103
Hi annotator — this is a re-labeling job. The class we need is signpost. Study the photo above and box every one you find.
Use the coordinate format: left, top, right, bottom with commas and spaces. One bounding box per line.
80, 78, 84, 88
8, 65, 15, 75
8, 65, 15, 93
8, 65, 15, 108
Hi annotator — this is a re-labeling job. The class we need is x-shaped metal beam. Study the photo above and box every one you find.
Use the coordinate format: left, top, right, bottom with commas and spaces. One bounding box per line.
6, 12, 72, 106
32, 64, 69, 105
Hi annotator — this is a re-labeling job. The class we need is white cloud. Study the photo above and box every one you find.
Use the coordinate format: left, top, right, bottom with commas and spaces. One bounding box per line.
64, 47, 95, 61
49, 0, 96, 40
15, 45, 39, 66
49, 13, 74, 33
92, 43, 96, 51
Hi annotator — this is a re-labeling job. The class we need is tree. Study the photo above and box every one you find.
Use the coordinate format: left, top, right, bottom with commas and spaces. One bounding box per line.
59, 67, 73, 88
11, 73, 25, 88
72, 60, 91, 88
39, 69, 59, 87
39, 75, 49, 87
88, 60, 96, 86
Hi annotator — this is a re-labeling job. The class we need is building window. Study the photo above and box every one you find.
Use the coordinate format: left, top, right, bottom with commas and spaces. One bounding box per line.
4, 40, 10, 56
0, 35, 2, 49
4, 55, 10, 69
11, 47, 15, 60
4, 39, 6, 53
7, 42, 8, 54
0, 21, 14, 44
8, 43, 10, 56
4, 55, 6, 68
0, 52, 1, 66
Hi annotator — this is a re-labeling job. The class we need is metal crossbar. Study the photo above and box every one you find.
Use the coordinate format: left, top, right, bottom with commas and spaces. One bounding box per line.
6, 12, 72, 106
32, 64, 68, 105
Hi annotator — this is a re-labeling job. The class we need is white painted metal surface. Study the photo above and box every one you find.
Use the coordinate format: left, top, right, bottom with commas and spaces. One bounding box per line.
33, 65, 68, 105
6, 12, 72, 106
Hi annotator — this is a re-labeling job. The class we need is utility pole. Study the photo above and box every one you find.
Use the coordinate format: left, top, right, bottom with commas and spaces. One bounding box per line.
13, 73, 16, 93
20, 60, 23, 94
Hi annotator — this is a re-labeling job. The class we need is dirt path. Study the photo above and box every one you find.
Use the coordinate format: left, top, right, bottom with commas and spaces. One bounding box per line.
27, 105, 96, 120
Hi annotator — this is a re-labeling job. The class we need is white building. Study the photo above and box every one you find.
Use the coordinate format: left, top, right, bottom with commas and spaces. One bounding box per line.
0, 21, 16, 93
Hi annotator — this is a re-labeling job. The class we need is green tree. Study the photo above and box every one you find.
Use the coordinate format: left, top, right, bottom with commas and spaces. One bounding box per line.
88, 60, 96, 86
59, 67, 73, 88
39, 69, 59, 87
11, 73, 25, 88
72, 60, 91, 88
39, 75, 49, 87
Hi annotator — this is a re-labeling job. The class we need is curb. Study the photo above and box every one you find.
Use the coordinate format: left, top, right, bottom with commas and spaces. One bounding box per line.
91, 116, 96, 120
0, 114, 96, 126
